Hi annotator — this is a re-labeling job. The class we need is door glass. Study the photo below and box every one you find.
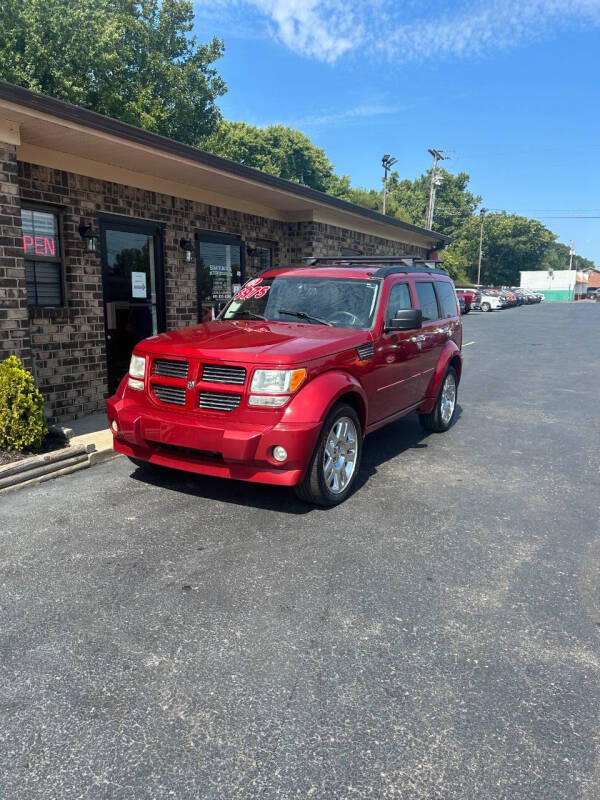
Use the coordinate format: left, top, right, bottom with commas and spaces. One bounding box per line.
197, 240, 242, 322
386, 282, 412, 320
415, 281, 440, 322
435, 280, 459, 318
103, 228, 159, 393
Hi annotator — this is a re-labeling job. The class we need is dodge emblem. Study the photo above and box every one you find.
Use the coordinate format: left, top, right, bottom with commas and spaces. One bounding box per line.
187, 380, 195, 390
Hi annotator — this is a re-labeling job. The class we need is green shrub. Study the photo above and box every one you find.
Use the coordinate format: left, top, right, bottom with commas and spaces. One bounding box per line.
0, 356, 47, 452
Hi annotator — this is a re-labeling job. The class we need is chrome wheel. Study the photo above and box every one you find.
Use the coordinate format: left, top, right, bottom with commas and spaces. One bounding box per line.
323, 416, 358, 495
440, 372, 456, 425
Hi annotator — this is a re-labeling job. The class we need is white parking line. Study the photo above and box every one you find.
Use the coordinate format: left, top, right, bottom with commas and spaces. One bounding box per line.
463, 341, 476, 346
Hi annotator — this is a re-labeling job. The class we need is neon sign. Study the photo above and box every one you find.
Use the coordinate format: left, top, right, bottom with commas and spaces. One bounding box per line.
22, 234, 57, 257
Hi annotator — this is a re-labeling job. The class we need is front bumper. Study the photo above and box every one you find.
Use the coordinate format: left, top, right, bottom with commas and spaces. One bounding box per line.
107, 394, 321, 486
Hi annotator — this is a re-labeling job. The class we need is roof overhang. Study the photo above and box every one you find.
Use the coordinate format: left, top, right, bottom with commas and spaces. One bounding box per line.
0, 81, 449, 250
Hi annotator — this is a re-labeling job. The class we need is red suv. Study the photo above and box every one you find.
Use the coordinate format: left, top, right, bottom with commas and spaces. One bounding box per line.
107, 258, 462, 506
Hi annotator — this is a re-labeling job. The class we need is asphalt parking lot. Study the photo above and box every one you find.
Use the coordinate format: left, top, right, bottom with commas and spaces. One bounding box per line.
1, 302, 599, 799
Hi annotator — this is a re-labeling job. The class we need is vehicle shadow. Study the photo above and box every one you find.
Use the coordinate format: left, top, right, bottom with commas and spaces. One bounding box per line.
129, 406, 463, 515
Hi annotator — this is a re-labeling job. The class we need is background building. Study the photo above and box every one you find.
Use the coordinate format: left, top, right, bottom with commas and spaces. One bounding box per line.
520, 269, 589, 301
0, 82, 448, 422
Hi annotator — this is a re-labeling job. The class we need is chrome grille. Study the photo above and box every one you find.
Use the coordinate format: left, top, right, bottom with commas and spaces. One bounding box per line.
153, 384, 186, 406
153, 359, 189, 379
202, 364, 246, 385
198, 392, 242, 412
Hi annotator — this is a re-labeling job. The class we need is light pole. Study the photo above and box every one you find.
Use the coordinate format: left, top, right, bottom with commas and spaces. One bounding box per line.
381, 154, 397, 215
477, 207, 488, 286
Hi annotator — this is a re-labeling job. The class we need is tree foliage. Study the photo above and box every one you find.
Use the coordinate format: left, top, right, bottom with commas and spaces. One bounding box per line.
540, 241, 595, 272
0, 0, 226, 143
443, 213, 556, 286
201, 120, 348, 193
386, 169, 481, 238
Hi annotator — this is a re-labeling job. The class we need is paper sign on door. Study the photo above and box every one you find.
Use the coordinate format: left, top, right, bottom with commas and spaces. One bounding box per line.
131, 271, 147, 298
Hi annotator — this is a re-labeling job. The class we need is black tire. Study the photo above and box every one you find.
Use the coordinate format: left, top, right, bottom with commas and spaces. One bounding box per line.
418, 367, 458, 433
294, 402, 362, 507
481, 302, 491, 312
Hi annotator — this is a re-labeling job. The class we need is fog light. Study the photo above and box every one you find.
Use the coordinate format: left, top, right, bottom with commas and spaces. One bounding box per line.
111, 419, 118, 433
273, 446, 287, 462
248, 394, 289, 407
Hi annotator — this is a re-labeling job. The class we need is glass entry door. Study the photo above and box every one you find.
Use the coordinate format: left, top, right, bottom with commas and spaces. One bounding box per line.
101, 217, 165, 394
196, 231, 244, 322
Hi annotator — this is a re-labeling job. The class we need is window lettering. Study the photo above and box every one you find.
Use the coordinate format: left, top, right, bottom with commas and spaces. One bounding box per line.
23, 234, 57, 257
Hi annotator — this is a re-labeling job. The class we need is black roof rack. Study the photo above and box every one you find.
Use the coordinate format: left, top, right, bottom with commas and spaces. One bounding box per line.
302, 255, 448, 277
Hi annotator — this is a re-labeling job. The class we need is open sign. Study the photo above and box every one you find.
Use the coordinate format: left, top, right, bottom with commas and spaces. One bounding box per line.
23, 234, 57, 257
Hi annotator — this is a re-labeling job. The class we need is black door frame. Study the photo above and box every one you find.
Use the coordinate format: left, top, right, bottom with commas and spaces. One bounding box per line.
99, 214, 166, 393
195, 229, 246, 323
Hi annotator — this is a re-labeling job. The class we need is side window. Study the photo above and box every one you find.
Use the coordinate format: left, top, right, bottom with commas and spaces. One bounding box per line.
435, 280, 459, 318
386, 282, 412, 319
415, 281, 439, 322
22, 206, 64, 307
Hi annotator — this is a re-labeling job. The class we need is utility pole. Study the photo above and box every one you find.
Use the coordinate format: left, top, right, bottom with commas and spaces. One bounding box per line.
425, 148, 447, 229
569, 240, 574, 270
381, 154, 397, 215
477, 208, 488, 286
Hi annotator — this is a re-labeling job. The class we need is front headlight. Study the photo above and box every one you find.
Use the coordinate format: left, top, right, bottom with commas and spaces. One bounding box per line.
250, 369, 306, 394
129, 354, 146, 379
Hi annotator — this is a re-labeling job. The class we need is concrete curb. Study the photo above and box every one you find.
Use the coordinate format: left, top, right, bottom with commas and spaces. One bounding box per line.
0, 443, 95, 494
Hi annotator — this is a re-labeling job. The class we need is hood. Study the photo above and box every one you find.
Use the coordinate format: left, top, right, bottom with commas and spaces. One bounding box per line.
137, 319, 371, 365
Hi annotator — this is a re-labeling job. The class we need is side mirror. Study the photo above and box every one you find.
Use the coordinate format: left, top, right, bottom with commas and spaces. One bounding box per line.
385, 308, 423, 331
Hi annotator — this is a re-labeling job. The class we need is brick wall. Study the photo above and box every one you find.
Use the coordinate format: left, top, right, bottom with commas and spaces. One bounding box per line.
13, 161, 428, 422
289, 221, 429, 261
0, 144, 30, 367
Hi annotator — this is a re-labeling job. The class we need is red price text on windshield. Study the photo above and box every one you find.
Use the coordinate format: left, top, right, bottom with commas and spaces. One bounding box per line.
23, 235, 57, 257
234, 278, 270, 301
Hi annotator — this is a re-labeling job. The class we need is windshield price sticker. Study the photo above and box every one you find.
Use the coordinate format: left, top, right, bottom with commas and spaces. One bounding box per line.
234, 277, 270, 301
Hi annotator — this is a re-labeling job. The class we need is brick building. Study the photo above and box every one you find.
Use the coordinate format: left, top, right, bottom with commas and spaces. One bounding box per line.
0, 81, 449, 422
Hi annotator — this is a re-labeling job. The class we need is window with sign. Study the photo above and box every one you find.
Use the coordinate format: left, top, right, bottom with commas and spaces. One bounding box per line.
21, 206, 63, 307
196, 231, 243, 323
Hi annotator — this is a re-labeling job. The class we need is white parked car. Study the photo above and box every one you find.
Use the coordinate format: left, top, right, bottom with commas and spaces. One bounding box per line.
474, 291, 504, 312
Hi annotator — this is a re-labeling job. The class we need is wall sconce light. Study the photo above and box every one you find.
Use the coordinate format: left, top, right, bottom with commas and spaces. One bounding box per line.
78, 222, 98, 253
180, 238, 194, 262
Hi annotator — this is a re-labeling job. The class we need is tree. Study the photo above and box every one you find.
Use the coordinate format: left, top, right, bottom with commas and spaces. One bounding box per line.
444, 213, 556, 286
386, 169, 481, 238
201, 120, 347, 193
0, 0, 226, 143
540, 241, 595, 272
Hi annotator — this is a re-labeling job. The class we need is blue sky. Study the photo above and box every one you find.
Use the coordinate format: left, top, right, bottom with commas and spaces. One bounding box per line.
193, 1, 600, 264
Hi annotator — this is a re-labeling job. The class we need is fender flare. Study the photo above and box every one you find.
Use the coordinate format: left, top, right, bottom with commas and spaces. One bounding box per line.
420, 341, 463, 414
281, 370, 368, 432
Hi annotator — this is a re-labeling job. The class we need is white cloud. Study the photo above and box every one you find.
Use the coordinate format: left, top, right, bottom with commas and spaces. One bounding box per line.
274, 103, 408, 128
195, 0, 600, 63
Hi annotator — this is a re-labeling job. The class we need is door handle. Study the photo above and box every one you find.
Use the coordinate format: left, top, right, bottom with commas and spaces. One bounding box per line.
409, 334, 426, 343
435, 327, 450, 336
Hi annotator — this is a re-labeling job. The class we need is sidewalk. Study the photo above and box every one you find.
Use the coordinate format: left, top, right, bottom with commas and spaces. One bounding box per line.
63, 412, 118, 466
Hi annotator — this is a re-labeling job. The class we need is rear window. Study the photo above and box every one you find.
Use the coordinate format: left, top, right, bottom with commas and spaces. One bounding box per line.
435, 281, 458, 318
415, 281, 439, 321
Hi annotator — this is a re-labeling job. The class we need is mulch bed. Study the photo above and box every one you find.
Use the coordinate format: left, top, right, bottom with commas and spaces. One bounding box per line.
0, 434, 69, 467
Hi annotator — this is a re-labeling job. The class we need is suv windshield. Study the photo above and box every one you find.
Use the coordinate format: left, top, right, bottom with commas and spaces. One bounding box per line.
222, 276, 381, 329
